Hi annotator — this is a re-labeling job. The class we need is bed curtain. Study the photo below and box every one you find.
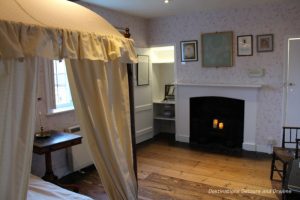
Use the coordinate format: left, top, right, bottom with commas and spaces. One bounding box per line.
0, 58, 38, 200
66, 59, 137, 199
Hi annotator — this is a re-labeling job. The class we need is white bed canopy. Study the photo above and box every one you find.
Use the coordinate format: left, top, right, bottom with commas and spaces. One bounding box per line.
0, 0, 138, 200
0, 0, 137, 61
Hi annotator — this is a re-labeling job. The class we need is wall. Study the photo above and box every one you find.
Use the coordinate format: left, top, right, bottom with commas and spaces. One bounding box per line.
134, 49, 154, 143
148, 0, 300, 150
31, 3, 149, 178
152, 63, 175, 101
78, 2, 149, 48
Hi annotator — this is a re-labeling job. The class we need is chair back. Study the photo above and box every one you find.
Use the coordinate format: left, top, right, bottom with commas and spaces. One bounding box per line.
282, 127, 300, 151
296, 139, 300, 159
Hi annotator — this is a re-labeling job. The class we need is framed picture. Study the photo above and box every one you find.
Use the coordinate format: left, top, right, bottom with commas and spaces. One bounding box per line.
201, 31, 233, 67
237, 35, 253, 56
164, 84, 175, 100
257, 34, 274, 52
136, 55, 149, 86
180, 40, 198, 62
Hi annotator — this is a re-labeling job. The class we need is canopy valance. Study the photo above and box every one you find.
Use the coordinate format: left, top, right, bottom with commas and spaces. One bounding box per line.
0, 20, 137, 62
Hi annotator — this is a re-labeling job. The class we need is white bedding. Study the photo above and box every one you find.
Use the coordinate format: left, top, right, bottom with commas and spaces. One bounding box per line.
27, 174, 93, 200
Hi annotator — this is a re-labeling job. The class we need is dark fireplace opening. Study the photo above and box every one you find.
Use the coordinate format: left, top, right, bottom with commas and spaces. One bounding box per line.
190, 96, 244, 148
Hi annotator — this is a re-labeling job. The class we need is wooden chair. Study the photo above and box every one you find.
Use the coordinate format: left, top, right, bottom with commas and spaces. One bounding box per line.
270, 127, 300, 186
283, 158, 300, 200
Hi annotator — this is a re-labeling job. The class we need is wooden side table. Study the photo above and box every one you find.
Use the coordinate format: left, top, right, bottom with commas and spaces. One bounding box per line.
33, 130, 82, 182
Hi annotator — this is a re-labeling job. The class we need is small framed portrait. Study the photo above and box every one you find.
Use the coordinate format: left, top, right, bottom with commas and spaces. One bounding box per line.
257, 34, 274, 52
237, 35, 253, 56
180, 40, 198, 62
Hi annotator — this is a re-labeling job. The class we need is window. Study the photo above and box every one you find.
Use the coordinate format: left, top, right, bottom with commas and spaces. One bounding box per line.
53, 60, 73, 109
46, 60, 74, 114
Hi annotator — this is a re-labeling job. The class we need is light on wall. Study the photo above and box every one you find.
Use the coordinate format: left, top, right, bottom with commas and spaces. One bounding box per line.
164, 0, 172, 4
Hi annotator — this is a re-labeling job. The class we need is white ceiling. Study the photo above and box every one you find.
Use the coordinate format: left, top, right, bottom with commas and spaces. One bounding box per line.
81, 0, 287, 19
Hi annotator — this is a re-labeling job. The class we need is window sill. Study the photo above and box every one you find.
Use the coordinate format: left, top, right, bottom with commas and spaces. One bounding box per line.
47, 106, 75, 116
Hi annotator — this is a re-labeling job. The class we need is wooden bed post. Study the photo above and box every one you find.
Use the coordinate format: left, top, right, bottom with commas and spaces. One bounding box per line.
123, 28, 138, 180
127, 64, 137, 180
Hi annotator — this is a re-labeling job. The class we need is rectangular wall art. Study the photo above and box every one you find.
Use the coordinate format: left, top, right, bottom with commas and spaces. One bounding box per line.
237, 35, 253, 56
180, 40, 198, 62
257, 34, 274, 52
201, 31, 233, 67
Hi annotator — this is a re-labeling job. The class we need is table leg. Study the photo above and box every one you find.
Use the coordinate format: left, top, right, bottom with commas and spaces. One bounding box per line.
42, 152, 58, 182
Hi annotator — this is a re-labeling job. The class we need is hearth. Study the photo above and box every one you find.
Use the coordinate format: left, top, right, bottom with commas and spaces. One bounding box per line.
190, 96, 244, 148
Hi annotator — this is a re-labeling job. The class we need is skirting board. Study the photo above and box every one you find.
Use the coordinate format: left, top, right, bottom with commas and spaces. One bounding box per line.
136, 127, 153, 144
175, 135, 190, 143
176, 136, 272, 154
136, 132, 153, 144
243, 143, 272, 154
256, 144, 272, 154
242, 142, 256, 152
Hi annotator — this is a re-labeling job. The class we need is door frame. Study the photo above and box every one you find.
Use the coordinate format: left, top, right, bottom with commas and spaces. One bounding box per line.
282, 35, 300, 126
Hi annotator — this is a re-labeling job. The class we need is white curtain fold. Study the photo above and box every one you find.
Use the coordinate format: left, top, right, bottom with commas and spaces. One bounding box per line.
66, 59, 137, 200
0, 58, 38, 200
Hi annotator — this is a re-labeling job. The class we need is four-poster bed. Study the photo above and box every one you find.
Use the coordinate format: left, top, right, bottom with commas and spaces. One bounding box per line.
0, 0, 138, 199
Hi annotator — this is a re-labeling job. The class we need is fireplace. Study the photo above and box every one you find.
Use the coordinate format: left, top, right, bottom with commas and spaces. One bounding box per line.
176, 83, 261, 152
190, 96, 245, 148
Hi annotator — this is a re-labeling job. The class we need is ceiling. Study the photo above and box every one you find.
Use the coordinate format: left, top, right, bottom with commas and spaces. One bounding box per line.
81, 0, 287, 19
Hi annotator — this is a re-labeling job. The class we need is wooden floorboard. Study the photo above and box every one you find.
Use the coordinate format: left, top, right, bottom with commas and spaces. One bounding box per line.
141, 173, 276, 200
61, 137, 281, 199
137, 138, 279, 200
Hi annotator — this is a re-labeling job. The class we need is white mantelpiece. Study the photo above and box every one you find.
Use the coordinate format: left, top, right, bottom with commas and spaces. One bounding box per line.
175, 83, 262, 152
177, 83, 262, 88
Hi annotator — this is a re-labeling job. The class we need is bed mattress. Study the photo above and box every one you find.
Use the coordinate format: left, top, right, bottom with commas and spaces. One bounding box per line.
27, 174, 93, 200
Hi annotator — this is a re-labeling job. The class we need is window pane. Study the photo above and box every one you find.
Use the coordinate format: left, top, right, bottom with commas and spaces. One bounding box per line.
53, 60, 73, 109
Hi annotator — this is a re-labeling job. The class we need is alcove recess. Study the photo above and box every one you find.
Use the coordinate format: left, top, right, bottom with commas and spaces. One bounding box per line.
151, 46, 176, 136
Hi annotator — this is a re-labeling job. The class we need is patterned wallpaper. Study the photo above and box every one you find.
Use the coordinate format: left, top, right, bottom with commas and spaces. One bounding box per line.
148, 0, 300, 146
78, 1, 149, 48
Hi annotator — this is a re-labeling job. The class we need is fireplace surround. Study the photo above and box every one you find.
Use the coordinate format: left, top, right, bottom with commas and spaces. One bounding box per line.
176, 83, 262, 152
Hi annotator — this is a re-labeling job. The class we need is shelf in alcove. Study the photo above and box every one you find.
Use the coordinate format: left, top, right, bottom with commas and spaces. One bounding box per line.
154, 116, 175, 121
153, 100, 176, 105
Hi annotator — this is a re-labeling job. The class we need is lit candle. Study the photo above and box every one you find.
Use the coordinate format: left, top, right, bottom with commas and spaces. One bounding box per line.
213, 119, 218, 129
219, 122, 224, 130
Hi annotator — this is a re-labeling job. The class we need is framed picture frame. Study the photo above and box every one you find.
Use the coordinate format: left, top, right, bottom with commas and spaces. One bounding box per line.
237, 35, 253, 56
136, 55, 149, 86
180, 40, 198, 62
164, 84, 175, 100
257, 34, 274, 52
201, 31, 233, 67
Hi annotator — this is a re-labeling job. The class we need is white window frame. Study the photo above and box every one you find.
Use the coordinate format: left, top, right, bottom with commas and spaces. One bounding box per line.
45, 60, 74, 115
